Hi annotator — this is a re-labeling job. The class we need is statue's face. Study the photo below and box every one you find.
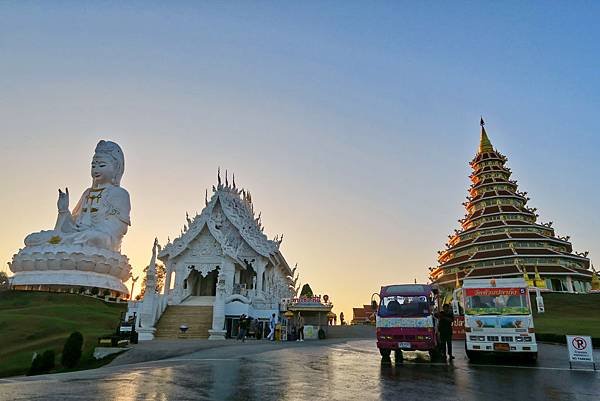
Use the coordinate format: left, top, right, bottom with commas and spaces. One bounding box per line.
91, 154, 116, 186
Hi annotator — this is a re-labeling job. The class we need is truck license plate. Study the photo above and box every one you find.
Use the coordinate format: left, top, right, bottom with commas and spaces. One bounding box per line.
399, 342, 411, 349
494, 343, 510, 352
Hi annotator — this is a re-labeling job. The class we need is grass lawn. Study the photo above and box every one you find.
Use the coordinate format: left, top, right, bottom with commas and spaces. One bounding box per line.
0, 290, 126, 378
533, 292, 600, 338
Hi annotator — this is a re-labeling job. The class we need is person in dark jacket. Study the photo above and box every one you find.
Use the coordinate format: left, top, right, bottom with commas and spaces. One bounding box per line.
438, 304, 454, 360
237, 314, 248, 342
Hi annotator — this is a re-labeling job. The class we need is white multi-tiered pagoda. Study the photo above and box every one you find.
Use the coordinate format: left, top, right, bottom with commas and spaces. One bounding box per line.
132, 170, 297, 340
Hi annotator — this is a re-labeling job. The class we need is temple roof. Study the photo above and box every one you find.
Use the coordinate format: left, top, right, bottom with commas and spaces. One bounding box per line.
159, 173, 290, 273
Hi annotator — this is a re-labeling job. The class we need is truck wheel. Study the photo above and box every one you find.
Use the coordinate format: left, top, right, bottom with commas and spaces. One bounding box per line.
525, 352, 538, 363
465, 350, 478, 361
379, 348, 391, 362
394, 349, 403, 365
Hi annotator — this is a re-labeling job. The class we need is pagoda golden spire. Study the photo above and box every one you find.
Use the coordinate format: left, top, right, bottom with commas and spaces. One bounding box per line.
478, 117, 494, 153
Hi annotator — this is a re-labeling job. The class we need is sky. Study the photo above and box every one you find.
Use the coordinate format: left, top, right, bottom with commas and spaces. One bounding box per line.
1, 1, 599, 320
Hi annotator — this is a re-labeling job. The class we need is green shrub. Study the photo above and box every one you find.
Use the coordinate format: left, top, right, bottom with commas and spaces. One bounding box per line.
318, 328, 326, 340
91, 287, 99, 296
28, 350, 55, 375
61, 331, 84, 368
41, 350, 55, 371
27, 354, 43, 376
102, 289, 110, 297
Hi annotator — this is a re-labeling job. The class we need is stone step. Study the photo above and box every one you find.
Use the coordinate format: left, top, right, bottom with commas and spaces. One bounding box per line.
155, 305, 214, 339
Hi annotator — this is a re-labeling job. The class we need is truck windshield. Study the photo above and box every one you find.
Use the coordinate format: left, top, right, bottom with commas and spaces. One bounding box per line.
378, 295, 430, 317
464, 293, 530, 315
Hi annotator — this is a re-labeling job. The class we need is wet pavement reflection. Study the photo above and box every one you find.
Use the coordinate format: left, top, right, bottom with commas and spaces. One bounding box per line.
0, 340, 598, 401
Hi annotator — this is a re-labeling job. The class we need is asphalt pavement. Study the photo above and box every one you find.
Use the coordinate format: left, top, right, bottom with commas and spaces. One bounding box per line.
0, 340, 598, 401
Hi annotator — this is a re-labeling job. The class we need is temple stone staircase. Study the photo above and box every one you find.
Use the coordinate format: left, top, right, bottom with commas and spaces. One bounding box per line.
154, 305, 213, 339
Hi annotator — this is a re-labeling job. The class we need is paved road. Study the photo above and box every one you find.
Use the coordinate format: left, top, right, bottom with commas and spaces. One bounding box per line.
0, 340, 598, 401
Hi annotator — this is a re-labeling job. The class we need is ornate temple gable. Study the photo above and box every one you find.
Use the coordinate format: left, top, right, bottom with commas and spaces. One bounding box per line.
159, 172, 292, 276
186, 226, 222, 258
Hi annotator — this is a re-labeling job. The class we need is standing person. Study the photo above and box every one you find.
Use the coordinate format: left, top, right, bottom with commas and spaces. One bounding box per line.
267, 313, 277, 341
438, 304, 455, 360
237, 314, 248, 342
296, 312, 305, 342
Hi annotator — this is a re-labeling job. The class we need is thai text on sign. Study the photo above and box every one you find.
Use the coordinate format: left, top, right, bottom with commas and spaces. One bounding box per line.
464, 288, 522, 297
452, 316, 465, 340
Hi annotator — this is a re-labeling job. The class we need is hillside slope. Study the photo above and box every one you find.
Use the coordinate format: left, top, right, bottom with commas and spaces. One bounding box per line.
0, 291, 126, 377
532, 292, 600, 338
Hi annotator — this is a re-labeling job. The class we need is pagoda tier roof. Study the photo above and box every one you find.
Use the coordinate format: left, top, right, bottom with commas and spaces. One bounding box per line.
471, 165, 509, 177
471, 249, 515, 259
470, 190, 525, 202
440, 245, 586, 268
463, 208, 536, 226
471, 151, 506, 166
509, 232, 544, 239
159, 177, 290, 274
460, 221, 550, 236
433, 264, 593, 285
442, 232, 572, 260
514, 248, 560, 255
473, 233, 510, 243
450, 237, 475, 248
478, 221, 506, 228
470, 178, 515, 191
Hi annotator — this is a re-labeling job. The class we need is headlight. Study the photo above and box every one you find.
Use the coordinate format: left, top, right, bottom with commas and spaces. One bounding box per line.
524, 336, 532, 342
515, 337, 524, 342
470, 336, 478, 341
478, 336, 485, 341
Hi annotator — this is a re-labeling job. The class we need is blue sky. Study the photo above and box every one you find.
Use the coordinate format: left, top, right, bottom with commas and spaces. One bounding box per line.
1, 1, 599, 316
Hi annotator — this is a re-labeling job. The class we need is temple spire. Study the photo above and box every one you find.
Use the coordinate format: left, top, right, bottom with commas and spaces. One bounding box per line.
478, 117, 494, 153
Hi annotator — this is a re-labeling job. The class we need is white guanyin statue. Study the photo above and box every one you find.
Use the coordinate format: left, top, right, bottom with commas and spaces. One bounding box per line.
9, 140, 132, 296
24, 140, 131, 251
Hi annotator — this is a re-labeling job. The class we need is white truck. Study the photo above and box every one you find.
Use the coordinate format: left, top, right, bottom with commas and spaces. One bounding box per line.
452, 278, 544, 361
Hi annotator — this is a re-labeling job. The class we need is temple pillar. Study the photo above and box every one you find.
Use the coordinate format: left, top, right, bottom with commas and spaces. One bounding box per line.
163, 260, 174, 301
208, 267, 227, 340
566, 276, 574, 293
255, 258, 267, 294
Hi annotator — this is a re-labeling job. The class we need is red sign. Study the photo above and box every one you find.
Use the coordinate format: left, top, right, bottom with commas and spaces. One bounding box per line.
452, 316, 465, 340
464, 287, 523, 297
291, 296, 322, 304
572, 337, 587, 350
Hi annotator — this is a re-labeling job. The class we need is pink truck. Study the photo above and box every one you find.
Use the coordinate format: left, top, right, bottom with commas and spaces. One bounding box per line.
374, 284, 441, 363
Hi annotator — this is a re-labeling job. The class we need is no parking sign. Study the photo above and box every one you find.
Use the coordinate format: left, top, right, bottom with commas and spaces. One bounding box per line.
566, 335, 596, 370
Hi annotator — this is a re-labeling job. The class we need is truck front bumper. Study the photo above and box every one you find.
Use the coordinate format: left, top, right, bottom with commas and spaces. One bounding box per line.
466, 341, 538, 353
377, 340, 436, 351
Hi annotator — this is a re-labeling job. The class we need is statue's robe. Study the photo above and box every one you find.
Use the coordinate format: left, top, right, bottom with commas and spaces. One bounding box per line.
25, 184, 131, 253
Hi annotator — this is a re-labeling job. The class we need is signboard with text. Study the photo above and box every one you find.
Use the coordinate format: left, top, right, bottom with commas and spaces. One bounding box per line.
566, 335, 594, 364
464, 287, 522, 297
452, 316, 465, 340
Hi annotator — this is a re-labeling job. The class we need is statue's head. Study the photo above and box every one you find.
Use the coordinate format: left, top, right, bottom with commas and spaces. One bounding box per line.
91, 140, 125, 186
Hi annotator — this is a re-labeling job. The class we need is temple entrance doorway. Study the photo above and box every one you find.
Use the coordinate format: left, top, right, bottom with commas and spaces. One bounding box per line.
187, 268, 218, 296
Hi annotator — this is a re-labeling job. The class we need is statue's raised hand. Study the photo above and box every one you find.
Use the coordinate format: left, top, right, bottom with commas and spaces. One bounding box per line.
57, 188, 69, 212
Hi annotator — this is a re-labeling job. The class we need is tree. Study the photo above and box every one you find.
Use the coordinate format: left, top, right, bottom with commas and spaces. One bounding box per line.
300, 283, 313, 297
0, 271, 9, 289
28, 350, 55, 375
61, 331, 84, 368
139, 262, 166, 298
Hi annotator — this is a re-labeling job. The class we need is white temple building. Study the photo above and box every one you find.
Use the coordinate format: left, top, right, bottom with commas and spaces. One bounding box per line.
131, 171, 297, 340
